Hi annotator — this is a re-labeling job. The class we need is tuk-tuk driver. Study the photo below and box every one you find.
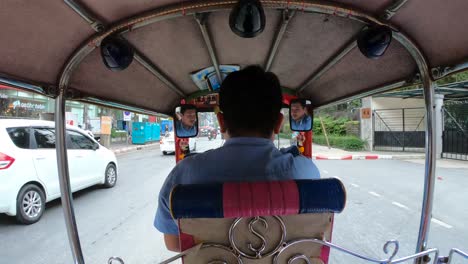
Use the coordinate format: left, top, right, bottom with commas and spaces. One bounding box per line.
175, 104, 197, 137
290, 99, 312, 131
154, 65, 320, 251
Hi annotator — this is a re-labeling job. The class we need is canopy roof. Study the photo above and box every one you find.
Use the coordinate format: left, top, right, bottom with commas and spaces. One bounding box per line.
378, 81, 468, 101
1, 0, 468, 115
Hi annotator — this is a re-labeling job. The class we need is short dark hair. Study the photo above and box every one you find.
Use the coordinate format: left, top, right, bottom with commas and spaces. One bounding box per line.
219, 65, 282, 137
180, 104, 196, 115
290, 99, 306, 108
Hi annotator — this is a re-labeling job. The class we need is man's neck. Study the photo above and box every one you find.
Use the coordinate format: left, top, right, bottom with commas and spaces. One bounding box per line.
227, 131, 274, 140
181, 124, 193, 130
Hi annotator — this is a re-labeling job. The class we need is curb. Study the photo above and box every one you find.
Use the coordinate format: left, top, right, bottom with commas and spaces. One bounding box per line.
112, 143, 159, 155
312, 154, 424, 160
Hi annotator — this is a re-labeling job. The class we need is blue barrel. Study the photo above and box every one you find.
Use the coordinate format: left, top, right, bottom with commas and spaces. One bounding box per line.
132, 122, 147, 144
144, 122, 152, 142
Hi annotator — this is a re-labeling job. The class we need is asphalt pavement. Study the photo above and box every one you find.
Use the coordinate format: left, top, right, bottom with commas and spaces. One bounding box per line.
0, 138, 466, 264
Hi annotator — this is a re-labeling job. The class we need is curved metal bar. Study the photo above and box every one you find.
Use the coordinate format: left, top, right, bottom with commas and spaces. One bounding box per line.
229, 216, 286, 259
288, 254, 312, 264
392, 32, 436, 261
201, 243, 244, 264
59, 0, 398, 92
448, 248, 468, 264
56, 2, 434, 263
55, 92, 85, 264
392, 248, 439, 264
107, 256, 125, 264
273, 238, 439, 264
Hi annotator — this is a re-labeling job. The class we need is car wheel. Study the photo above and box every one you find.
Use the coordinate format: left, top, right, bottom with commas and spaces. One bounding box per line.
16, 184, 45, 225
162, 151, 168, 155
103, 163, 117, 188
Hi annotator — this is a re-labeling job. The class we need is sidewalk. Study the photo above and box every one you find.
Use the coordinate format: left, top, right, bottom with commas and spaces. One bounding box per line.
109, 142, 159, 155
275, 139, 426, 160
311, 144, 426, 160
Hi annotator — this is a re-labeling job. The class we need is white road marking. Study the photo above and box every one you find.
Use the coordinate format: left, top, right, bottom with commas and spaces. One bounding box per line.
369, 191, 382, 197
431, 218, 453, 229
351, 183, 359, 188
323, 170, 329, 174
391, 202, 410, 210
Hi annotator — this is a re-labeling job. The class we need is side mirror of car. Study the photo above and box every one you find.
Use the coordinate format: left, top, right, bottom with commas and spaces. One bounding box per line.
174, 104, 199, 138
289, 99, 313, 132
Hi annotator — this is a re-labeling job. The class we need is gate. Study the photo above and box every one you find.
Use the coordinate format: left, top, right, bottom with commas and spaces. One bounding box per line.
442, 102, 468, 160
373, 108, 426, 152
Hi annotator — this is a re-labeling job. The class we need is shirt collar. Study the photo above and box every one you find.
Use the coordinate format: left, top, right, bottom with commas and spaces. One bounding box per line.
293, 115, 310, 125
224, 137, 274, 147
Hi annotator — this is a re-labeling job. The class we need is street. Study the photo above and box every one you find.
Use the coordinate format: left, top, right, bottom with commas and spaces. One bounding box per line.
0, 138, 467, 264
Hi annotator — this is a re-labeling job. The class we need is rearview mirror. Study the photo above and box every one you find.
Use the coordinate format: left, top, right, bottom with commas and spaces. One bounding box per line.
175, 104, 198, 138
289, 99, 313, 132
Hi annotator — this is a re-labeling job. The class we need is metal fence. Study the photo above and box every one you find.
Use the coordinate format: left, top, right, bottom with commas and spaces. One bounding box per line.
373, 108, 426, 152
442, 102, 468, 160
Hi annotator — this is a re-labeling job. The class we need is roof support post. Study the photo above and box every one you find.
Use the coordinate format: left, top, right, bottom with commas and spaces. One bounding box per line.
133, 51, 186, 97
393, 32, 436, 262
431, 60, 468, 80
297, 0, 410, 93
63, 0, 186, 97
265, 10, 296, 71
297, 37, 357, 93
64, 0, 104, 32
381, 0, 411, 20
55, 87, 86, 264
195, 13, 223, 84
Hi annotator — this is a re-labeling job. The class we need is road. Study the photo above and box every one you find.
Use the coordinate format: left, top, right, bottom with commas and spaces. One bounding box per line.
0, 138, 467, 264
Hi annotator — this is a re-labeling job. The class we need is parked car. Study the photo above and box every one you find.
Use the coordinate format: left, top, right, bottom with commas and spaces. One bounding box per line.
0, 119, 118, 224
160, 131, 196, 155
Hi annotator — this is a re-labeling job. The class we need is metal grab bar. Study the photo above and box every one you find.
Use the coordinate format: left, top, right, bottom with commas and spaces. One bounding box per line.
154, 239, 444, 264
448, 248, 468, 264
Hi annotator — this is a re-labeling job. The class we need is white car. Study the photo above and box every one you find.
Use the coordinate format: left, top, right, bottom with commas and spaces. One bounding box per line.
160, 131, 196, 155
0, 119, 118, 224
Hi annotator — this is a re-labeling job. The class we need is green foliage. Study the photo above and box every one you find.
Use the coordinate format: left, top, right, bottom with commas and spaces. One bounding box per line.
314, 135, 365, 151
313, 117, 351, 136
111, 128, 127, 138
279, 132, 292, 139
436, 70, 468, 85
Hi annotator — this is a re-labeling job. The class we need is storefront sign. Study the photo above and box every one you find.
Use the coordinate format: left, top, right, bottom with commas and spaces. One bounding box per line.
10, 100, 46, 110
101, 116, 112, 135
361, 108, 371, 119
123, 111, 132, 121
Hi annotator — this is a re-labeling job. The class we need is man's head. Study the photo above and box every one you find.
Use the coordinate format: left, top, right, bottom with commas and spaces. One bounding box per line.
218, 65, 283, 138
290, 99, 307, 121
180, 104, 197, 128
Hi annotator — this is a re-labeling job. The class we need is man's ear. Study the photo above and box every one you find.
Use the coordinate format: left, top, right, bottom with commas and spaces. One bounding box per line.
274, 113, 284, 134
217, 112, 227, 133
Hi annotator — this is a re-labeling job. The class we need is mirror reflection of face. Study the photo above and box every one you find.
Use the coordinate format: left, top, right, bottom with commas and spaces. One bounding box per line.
181, 109, 197, 128
291, 102, 307, 121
